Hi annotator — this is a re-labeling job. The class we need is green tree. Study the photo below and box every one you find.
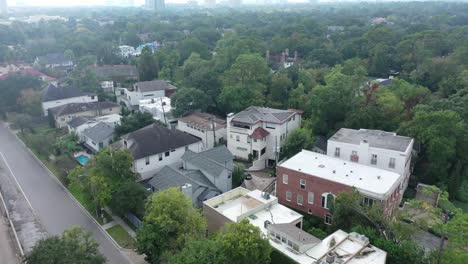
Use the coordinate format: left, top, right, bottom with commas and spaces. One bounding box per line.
91, 148, 135, 189
232, 163, 245, 188
171, 87, 211, 117
136, 188, 206, 263
168, 239, 224, 264
10, 113, 32, 135
138, 46, 158, 81
269, 72, 293, 107
281, 128, 313, 159
24, 226, 106, 264
109, 181, 148, 218
89, 172, 112, 216
216, 219, 272, 264
53, 134, 81, 156
115, 112, 155, 137
288, 84, 308, 111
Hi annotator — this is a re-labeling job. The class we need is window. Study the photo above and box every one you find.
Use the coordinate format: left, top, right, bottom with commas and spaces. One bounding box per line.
286, 191, 292, 202
363, 197, 375, 207
247, 137, 251, 143
185, 146, 189, 151
281, 236, 286, 243
334, 147, 340, 157
300, 179, 306, 189
351, 150, 359, 162
325, 214, 332, 225
91, 96, 95, 100
145, 157, 150, 165
292, 243, 299, 252
236, 135, 240, 142
165, 151, 170, 157
171, 149, 175, 152
283, 174, 288, 184
308, 192, 314, 204
265, 123, 276, 129
158, 153, 163, 161
297, 195, 303, 205
322, 193, 335, 209
389, 157, 396, 169
254, 139, 257, 143
371, 154, 378, 165
261, 147, 266, 155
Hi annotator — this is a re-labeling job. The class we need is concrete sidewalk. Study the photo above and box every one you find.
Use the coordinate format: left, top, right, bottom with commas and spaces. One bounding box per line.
0, 214, 19, 264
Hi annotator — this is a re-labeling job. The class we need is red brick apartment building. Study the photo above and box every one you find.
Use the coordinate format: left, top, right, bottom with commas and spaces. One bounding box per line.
276, 150, 403, 224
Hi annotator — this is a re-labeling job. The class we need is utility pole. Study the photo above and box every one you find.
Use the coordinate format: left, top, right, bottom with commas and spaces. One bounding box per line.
160, 97, 167, 125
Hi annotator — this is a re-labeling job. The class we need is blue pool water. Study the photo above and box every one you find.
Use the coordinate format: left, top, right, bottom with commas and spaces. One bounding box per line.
76, 155, 90, 166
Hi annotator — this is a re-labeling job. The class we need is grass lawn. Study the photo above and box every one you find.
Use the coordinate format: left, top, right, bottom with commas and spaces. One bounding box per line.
106, 225, 136, 249
453, 200, 468, 213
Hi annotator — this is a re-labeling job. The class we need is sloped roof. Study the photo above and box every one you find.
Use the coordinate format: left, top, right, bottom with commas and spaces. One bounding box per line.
122, 124, 201, 160
90, 65, 138, 79
181, 146, 233, 178
251, 127, 270, 139
82, 122, 114, 143
49, 101, 119, 116
178, 112, 226, 131
42, 84, 92, 102
135, 80, 177, 93
231, 106, 298, 125
68, 116, 90, 128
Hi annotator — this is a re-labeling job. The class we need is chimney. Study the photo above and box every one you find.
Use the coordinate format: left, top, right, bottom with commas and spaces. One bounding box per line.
326, 252, 336, 263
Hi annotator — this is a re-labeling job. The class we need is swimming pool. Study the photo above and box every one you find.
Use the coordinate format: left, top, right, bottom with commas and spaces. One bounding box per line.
76, 155, 90, 166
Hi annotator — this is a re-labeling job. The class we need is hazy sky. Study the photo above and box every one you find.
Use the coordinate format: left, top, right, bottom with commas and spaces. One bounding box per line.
6, 0, 311, 6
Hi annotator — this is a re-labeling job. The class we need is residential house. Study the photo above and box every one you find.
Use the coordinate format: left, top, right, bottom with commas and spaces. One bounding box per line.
203, 187, 387, 264
34, 53, 74, 71
116, 80, 177, 109
49, 101, 120, 128
266, 49, 299, 69
81, 122, 114, 153
277, 150, 404, 222
118, 45, 137, 58
134, 41, 161, 56
139, 97, 176, 127
114, 124, 203, 180
68, 114, 121, 140
0, 68, 55, 82
327, 128, 414, 193
89, 65, 139, 93
177, 112, 227, 150
227, 106, 302, 170
42, 83, 97, 116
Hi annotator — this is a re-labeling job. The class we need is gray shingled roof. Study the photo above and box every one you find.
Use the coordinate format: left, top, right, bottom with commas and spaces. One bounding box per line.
49, 101, 120, 116
122, 124, 201, 160
148, 166, 219, 201
329, 128, 413, 152
231, 106, 297, 125
90, 65, 138, 79
181, 146, 233, 177
82, 122, 114, 143
68, 116, 90, 128
42, 84, 92, 102
135, 80, 177, 93
269, 224, 321, 246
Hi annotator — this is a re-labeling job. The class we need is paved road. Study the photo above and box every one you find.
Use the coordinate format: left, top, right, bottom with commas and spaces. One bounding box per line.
0, 215, 18, 264
0, 123, 130, 264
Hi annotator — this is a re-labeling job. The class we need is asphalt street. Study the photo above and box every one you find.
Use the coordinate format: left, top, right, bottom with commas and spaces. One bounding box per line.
0, 214, 18, 264
0, 123, 130, 264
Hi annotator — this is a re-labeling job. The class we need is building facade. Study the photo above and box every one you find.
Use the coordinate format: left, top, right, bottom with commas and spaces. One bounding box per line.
277, 150, 404, 223
116, 80, 176, 108
227, 107, 301, 170
42, 84, 98, 116
327, 128, 413, 193
177, 112, 227, 150
49, 101, 120, 128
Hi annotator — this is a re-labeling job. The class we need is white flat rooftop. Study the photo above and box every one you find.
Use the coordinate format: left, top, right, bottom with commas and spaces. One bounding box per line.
205, 188, 302, 225
271, 229, 387, 264
279, 150, 402, 200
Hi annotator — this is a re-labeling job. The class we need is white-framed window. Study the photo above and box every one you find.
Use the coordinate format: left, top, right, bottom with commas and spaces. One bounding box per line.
363, 196, 375, 207
283, 174, 288, 184
300, 179, 306, 189
247, 137, 251, 143
371, 154, 378, 165
325, 214, 332, 225
308, 192, 314, 204
236, 135, 240, 142
145, 157, 150, 165
286, 191, 292, 202
334, 147, 340, 157
389, 157, 396, 169
254, 139, 257, 143
297, 195, 303, 205
321, 193, 335, 209
158, 153, 163, 161
165, 151, 170, 157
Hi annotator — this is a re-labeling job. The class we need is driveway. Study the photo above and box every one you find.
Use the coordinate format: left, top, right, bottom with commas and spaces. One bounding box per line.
243, 170, 276, 192
0, 123, 130, 264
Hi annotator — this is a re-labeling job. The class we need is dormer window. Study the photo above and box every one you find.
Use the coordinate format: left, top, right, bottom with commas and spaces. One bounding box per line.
123, 140, 128, 147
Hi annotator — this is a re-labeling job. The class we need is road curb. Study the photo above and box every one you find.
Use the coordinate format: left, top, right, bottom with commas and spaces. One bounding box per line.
0, 190, 24, 258
7, 127, 131, 260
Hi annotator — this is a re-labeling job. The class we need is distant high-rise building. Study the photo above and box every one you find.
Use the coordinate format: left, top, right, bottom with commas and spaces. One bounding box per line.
0, 0, 7, 16
146, 0, 165, 11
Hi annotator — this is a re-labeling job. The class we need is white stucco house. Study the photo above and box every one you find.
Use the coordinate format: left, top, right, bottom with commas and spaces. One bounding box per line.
42, 83, 97, 116
114, 124, 203, 180
116, 80, 177, 109
177, 112, 227, 151
139, 97, 176, 126
48, 101, 120, 128
227, 106, 302, 170
327, 128, 414, 196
